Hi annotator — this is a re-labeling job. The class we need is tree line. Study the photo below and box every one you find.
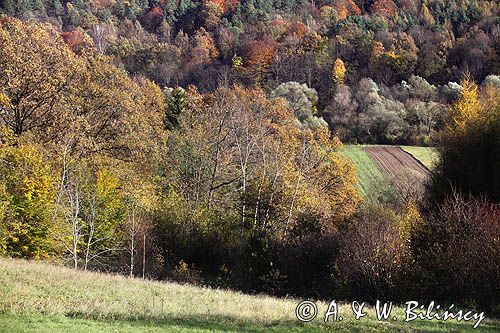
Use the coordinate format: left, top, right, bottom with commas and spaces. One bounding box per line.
1, 0, 498, 145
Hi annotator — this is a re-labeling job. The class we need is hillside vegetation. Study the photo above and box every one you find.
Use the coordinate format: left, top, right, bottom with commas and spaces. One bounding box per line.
3, 0, 499, 148
1, 258, 499, 333
0, 0, 499, 322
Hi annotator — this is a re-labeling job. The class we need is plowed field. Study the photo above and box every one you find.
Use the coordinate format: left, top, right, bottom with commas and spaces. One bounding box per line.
363, 145, 430, 195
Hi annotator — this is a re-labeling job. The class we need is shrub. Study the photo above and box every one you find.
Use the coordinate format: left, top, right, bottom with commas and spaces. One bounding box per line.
172, 260, 203, 285
338, 203, 418, 301
413, 193, 500, 312
0, 138, 59, 259
428, 79, 500, 203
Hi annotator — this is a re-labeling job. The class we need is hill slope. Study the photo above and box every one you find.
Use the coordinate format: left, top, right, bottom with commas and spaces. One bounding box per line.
401, 146, 440, 169
341, 145, 392, 198
343, 145, 437, 199
0, 258, 499, 332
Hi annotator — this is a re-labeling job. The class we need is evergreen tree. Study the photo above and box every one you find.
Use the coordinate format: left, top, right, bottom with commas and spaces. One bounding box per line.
164, 87, 187, 130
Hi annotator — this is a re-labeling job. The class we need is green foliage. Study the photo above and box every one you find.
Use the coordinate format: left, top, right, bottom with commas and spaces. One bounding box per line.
83, 168, 126, 265
270, 82, 327, 129
164, 87, 187, 130
0, 183, 8, 255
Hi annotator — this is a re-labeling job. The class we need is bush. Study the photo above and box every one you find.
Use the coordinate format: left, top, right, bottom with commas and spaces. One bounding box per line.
338, 203, 418, 301
428, 79, 500, 203
0, 138, 59, 259
413, 193, 500, 312
171, 260, 203, 285
154, 199, 341, 298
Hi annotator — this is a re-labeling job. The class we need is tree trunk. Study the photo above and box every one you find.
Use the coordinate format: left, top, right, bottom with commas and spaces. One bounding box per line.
142, 234, 146, 279
130, 236, 135, 277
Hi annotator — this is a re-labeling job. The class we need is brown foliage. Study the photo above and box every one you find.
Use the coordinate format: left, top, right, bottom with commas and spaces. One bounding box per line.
415, 193, 500, 309
338, 203, 417, 300
60, 30, 86, 51
242, 37, 278, 69
140, 6, 164, 31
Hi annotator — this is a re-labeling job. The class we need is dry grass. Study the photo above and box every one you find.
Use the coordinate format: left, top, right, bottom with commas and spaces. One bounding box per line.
0, 258, 297, 322
0, 258, 499, 332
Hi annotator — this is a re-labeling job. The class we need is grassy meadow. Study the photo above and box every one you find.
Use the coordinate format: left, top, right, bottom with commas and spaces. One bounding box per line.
401, 146, 440, 169
0, 258, 498, 332
341, 145, 392, 198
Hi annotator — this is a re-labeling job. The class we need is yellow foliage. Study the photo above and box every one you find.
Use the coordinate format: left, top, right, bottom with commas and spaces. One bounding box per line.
421, 4, 436, 26
397, 202, 424, 241
232, 54, 243, 72
450, 75, 481, 128
332, 58, 347, 85
0, 92, 10, 107
275, 122, 360, 233
0, 140, 59, 259
0, 17, 77, 136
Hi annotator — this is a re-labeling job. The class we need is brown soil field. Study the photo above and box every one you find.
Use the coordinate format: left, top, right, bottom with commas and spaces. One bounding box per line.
364, 145, 430, 197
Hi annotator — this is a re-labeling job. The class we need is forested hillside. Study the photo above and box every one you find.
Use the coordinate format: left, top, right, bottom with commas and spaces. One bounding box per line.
1, 0, 499, 144
0, 0, 499, 323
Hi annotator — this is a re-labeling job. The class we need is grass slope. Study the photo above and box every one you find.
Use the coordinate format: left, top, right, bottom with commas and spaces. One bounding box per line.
400, 146, 439, 170
1, 258, 499, 332
342, 145, 392, 198
343, 145, 439, 199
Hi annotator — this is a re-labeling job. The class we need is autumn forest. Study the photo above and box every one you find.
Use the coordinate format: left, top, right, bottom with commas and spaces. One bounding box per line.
0, 0, 499, 318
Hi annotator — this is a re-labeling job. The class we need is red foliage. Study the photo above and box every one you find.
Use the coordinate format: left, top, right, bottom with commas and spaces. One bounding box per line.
60, 30, 84, 51
0, 16, 14, 26
241, 37, 277, 69
140, 6, 164, 31
370, 0, 398, 18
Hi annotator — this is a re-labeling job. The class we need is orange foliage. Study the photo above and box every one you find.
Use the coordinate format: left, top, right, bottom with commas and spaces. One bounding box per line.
287, 21, 308, 40
242, 37, 277, 69
333, 0, 361, 20
207, 0, 239, 12
371, 40, 385, 58
192, 28, 219, 63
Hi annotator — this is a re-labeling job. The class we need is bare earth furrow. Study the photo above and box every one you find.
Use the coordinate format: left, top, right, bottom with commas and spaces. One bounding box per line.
363, 146, 430, 196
